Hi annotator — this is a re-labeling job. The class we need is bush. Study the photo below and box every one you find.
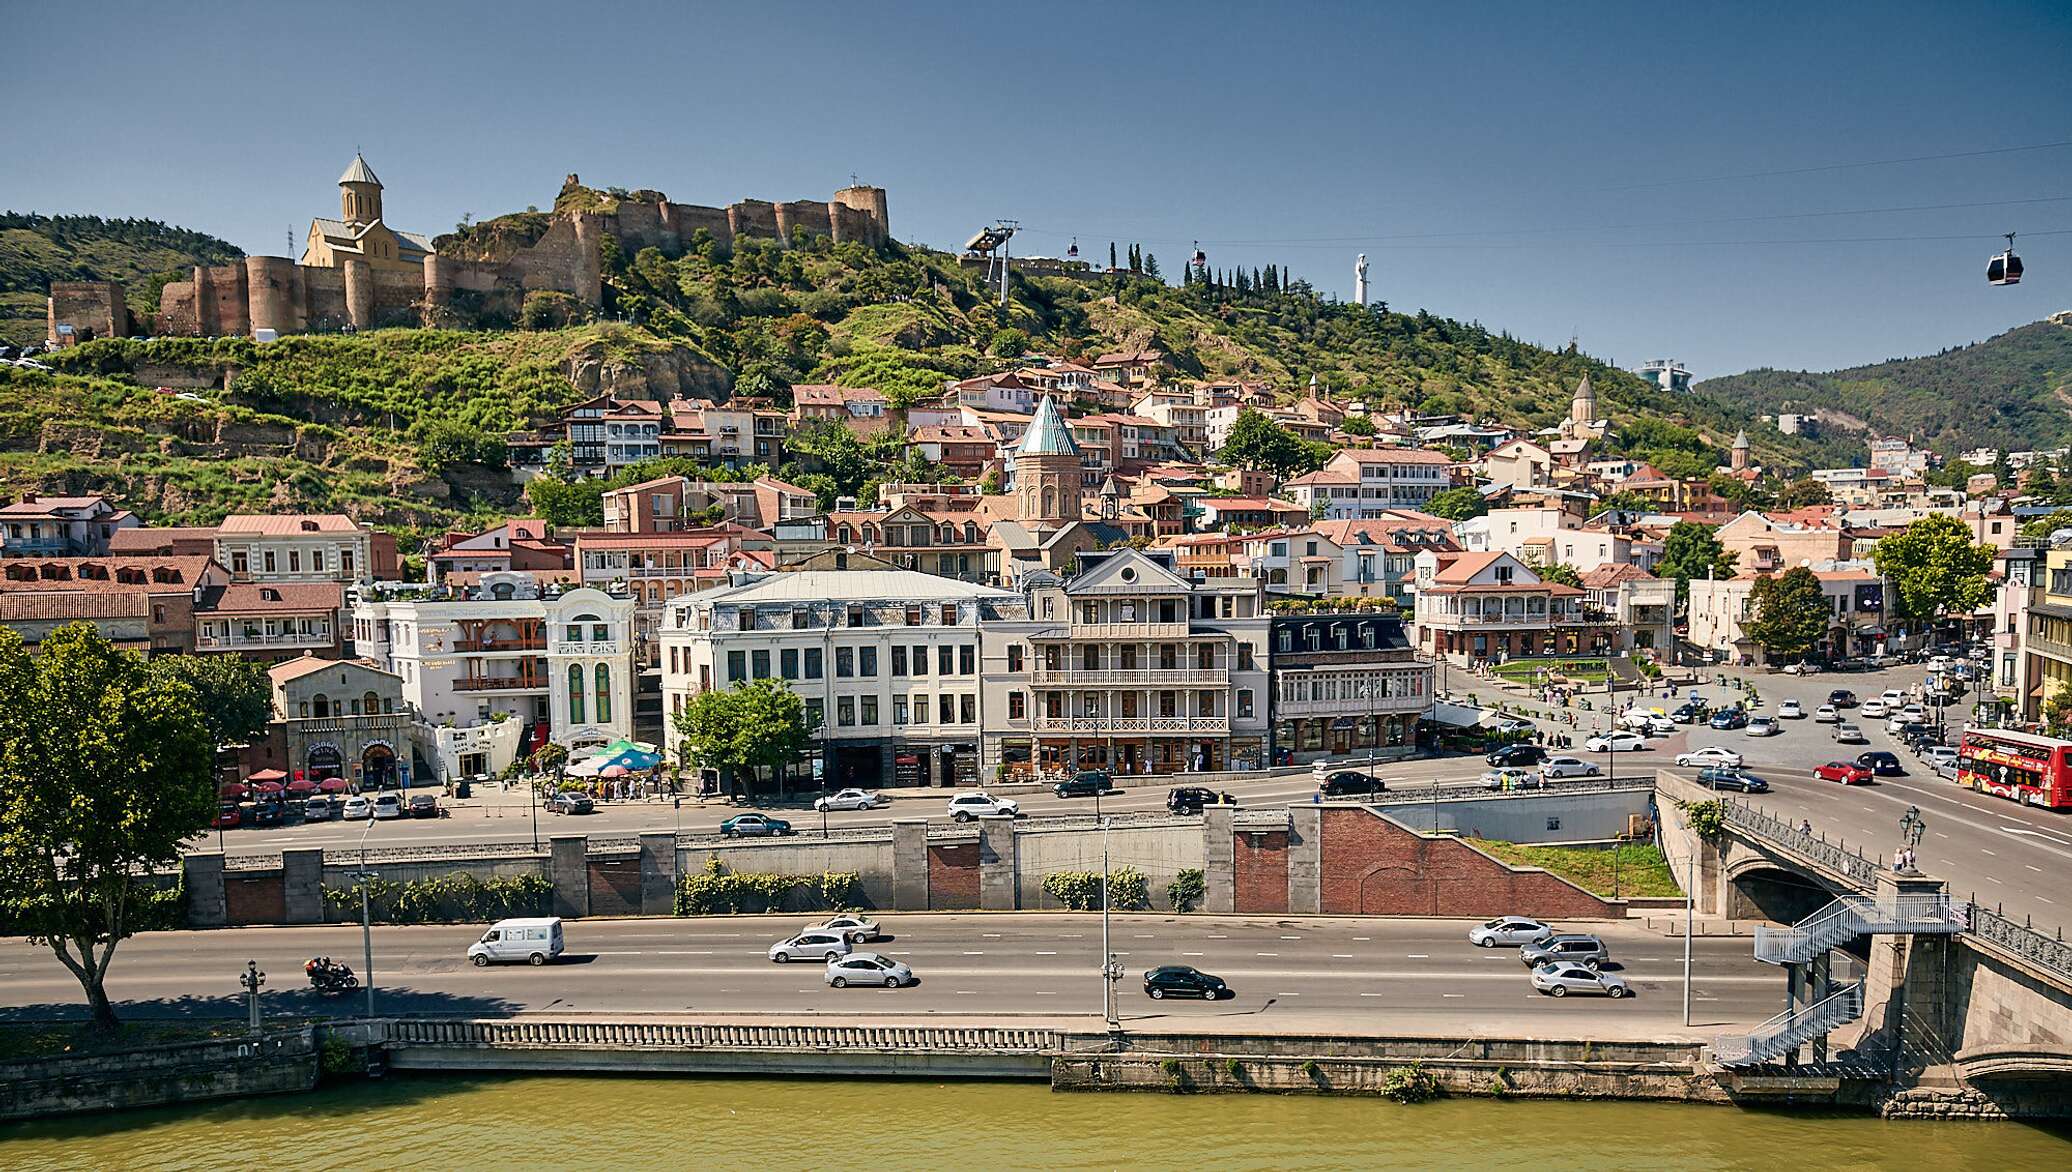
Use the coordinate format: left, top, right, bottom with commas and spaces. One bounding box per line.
519, 290, 594, 330
1166, 868, 1206, 913
1380, 1062, 1442, 1104
322, 872, 551, 924
673, 856, 861, 915
1042, 865, 1149, 911
1675, 797, 1727, 840
319, 1035, 356, 1078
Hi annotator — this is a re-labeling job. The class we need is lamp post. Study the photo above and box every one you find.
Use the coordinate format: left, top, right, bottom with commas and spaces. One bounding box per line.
1682, 828, 1695, 1027
1099, 815, 1124, 1034
355, 815, 378, 1020
241, 960, 266, 1035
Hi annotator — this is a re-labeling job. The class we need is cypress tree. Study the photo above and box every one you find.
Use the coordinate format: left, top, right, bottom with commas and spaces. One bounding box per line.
1109, 242, 1118, 270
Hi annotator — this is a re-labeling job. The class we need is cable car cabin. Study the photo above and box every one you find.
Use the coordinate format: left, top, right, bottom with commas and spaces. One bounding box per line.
1988, 234, 2023, 286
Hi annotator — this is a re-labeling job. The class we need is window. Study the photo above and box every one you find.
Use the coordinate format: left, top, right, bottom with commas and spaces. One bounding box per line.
939, 695, 955, 724
941, 604, 957, 626
913, 694, 930, 722
727, 650, 747, 682
860, 696, 879, 725
595, 664, 612, 723
836, 647, 854, 677
1009, 692, 1026, 719
363, 691, 378, 714
232, 551, 247, 574
1083, 645, 1100, 670
938, 645, 953, 674
1197, 644, 1215, 670
1237, 689, 1254, 719
263, 550, 276, 574
894, 697, 909, 725
288, 550, 301, 573
312, 549, 325, 573
1238, 644, 1254, 670
959, 645, 975, 675
837, 697, 855, 727
313, 694, 331, 718
1198, 692, 1215, 717
892, 646, 908, 675
960, 694, 975, 724
906, 605, 922, 626
805, 648, 824, 679
859, 646, 878, 676
781, 648, 799, 679
804, 698, 824, 729
1007, 644, 1023, 672
568, 664, 586, 724
911, 645, 929, 674
751, 649, 771, 679
847, 606, 865, 628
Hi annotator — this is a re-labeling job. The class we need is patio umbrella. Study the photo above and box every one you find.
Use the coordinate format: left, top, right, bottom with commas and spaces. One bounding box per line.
247, 769, 288, 783
318, 777, 351, 793
218, 782, 249, 800
254, 780, 286, 795
286, 779, 318, 795
601, 764, 629, 778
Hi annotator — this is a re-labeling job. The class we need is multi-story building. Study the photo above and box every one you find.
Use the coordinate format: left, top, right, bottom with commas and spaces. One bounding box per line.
1577, 564, 1676, 655
662, 569, 1025, 789
1993, 546, 2041, 707
428, 519, 569, 580
1284, 448, 1455, 519
560, 393, 664, 478
0, 495, 138, 558
1411, 551, 1618, 661
1460, 506, 1661, 575
213, 514, 380, 585
1685, 565, 1890, 665
981, 548, 1270, 778
659, 401, 789, 469
193, 581, 346, 663
350, 571, 635, 777
1131, 390, 1211, 454
1313, 515, 1461, 606
263, 655, 410, 789
0, 555, 225, 654
791, 384, 890, 422
1269, 611, 1432, 763
1237, 528, 1347, 597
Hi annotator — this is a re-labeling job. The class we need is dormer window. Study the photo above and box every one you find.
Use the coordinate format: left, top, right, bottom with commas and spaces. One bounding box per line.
261, 588, 280, 602
300, 520, 320, 532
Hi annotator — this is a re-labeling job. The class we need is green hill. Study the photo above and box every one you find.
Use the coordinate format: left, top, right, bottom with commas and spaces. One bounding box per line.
1693, 317, 2072, 455
0, 213, 244, 347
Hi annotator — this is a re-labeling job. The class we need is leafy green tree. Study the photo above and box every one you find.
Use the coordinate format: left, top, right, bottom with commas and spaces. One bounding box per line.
1142, 253, 1161, 281
0, 624, 216, 1028
1773, 477, 1832, 508
2044, 683, 2072, 735
1425, 485, 1488, 521
149, 655, 273, 748
1339, 414, 1375, 436
673, 680, 820, 793
528, 742, 569, 775
1742, 568, 1831, 661
1536, 562, 1583, 588
1657, 520, 1737, 601
2019, 507, 2072, 546
525, 474, 605, 528
1218, 408, 1324, 478
1871, 513, 1996, 623
989, 328, 1030, 358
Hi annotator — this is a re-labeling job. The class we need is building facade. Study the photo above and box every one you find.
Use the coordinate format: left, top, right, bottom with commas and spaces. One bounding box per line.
214, 514, 376, 585
1269, 612, 1433, 763
1411, 551, 1617, 661
266, 656, 410, 789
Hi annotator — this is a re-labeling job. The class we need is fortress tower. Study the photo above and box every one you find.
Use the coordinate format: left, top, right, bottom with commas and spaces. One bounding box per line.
339, 153, 383, 227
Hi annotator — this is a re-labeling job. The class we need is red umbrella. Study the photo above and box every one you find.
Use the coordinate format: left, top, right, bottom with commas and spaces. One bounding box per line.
601, 765, 630, 778
248, 769, 288, 783
286, 779, 318, 795
318, 777, 351, 793
219, 782, 249, 800
254, 780, 286, 796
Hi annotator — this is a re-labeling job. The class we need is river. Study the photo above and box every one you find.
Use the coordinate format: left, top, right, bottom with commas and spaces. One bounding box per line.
1, 1075, 2067, 1168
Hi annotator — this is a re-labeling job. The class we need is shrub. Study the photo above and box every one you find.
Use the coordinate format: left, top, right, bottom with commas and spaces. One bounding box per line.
673, 856, 861, 915
322, 872, 551, 924
319, 1035, 356, 1078
1166, 868, 1206, 913
1675, 797, 1727, 840
1380, 1062, 1442, 1104
1042, 865, 1149, 911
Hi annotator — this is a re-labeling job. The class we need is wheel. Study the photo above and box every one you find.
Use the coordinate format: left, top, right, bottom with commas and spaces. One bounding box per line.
831, 976, 847, 988
1586, 958, 1600, 970
471, 953, 489, 967
1550, 984, 1568, 997
1477, 936, 1496, 948
825, 951, 841, 961
773, 952, 791, 964
1149, 987, 1165, 1000
884, 977, 899, 988
528, 952, 545, 967
1607, 986, 1627, 999
954, 811, 972, 823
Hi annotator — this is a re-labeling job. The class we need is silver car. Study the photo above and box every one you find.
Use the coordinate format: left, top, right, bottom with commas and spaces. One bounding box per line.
1531, 962, 1631, 998
1832, 722, 1868, 745
1468, 916, 1554, 947
1539, 756, 1600, 779
768, 931, 850, 963
1520, 934, 1609, 969
812, 913, 880, 943
825, 951, 913, 988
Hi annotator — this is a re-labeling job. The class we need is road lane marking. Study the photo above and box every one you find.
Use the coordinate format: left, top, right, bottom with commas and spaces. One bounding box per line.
1360, 992, 1385, 997
1935, 832, 1949, 839
1256, 952, 1279, 957
1441, 993, 1464, 998
1134, 934, 1156, 939
961, 951, 986, 955
1035, 951, 1058, 956
1208, 934, 1228, 939
1035, 991, 1057, 996
2039, 896, 2056, 905
1353, 936, 1371, 941
2028, 865, 2044, 873
1183, 952, 1204, 957
1332, 954, 1354, 959
1406, 953, 1428, 959
983, 933, 1001, 939
1280, 935, 1302, 940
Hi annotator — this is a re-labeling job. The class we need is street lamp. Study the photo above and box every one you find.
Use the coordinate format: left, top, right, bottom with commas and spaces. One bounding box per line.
355, 815, 379, 1020
1099, 815, 1124, 1035
241, 959, 266, 1035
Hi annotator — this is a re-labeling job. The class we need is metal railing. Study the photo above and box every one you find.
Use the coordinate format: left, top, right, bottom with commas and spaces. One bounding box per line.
1753, 893, 1964, 966
1723, 800, 1877, 890
383, 1018, 1063, 1053
1031, 714, 1231, 734
1030, 666, 1228, 686
1967, 904, 2072, 982
1713, 981, 1865, 1067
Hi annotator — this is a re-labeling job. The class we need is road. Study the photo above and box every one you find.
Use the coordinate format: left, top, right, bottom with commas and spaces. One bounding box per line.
0, 914, 1784, 1038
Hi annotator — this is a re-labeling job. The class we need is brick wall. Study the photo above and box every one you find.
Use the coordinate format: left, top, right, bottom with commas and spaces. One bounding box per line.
587, 855, 642, 916
927, 842, 979, 910
1233, 829, 1290, 913
224, 873, 285, 925
1318, 807, 1618, 919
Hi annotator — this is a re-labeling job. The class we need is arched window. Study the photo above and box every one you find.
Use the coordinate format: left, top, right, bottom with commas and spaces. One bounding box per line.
568, 664, 586, 725
567, 612, 601, 643
313, 694, 331, 718
362, 691, 379, 715
595, 663, 612, 724
1042, 487, 1057, 516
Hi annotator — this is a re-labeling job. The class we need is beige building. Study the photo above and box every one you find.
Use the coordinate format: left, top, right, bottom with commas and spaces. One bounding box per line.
299, 154, 435, 276
215, 514, 376, 585
267, 655, 409, 788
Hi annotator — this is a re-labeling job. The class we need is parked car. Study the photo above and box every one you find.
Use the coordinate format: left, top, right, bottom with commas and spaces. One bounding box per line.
1669, 703, 1704, 724
1520, 934, 1609, 969
1935, 759, 1961, 780
1898, 704, 1927, 724
1055, 770, 1116, 798
1827, 689, 1858, 708
1745, 716, 1781, 737
825, 951, 913, 988
1485, 743, 1547, 768
1860, 699, 1891, 719
407, 793, 440, 819
1143, 964, 1231, 1000
1481, 767, 1540, 791
1832, 722, 1868, 745
212, 803, 241, 829
1920, 745, 1959, 770
814, 788, 883, 812
249, 799, 285, 827
1782, 661, 1821, 675
947, 792, 1019, 821
1778, 699, 1805, 719
1676, 745, 1744, 769
1619, 707, 1664, 732
1697, 766, 1770, 793
303, 797, 336, 822
371, 793, 404, 820
812, 913, 880, 943
1813, 704, 1841, 723
768, 931, 849, 963
720, 813, 794, 838
341, 794, 372, 819
1585, 731, 1648, 753
1167, 787, 1236, 815
1709, 708, 1750, 730
1532, 962, 1631, 998
1855, 750, 1905, 776
1814, 760, 1874, 785
1468, 917, 1554, 947
1494, 717, 1536, 736
544, 792, 594, 815
1320, 770, 1386, 797
1539, 756, 1600, 779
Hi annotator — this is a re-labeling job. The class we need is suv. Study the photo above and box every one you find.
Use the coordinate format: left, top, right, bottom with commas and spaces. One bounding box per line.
1520, 933, 1610, 969
1054, 770, 1115, 799
1167, 787, 1234, 815
947, 792, 1019, 821
1485, 743, 1547, 768
1318, 771, 1385, 797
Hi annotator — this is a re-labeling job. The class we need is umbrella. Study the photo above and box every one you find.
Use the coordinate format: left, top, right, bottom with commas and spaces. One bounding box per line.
218, 782, 249, 800
601, 765, 629, 778
254, 781, 286, 795
318, 777, 351, 793
286, 779, 318, 795
248, 769, 288, 783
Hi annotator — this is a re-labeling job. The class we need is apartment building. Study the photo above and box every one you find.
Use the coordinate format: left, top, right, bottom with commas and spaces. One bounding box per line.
0, 555, 225, 654
1577, 563, 1676, 655
213, 514, 381, 585
428, 519, 568, 579
1284, 448, 1455, 519
659, 401, 789, 469
193, 581, 346, 663
1685, 566, 1890, 666
0, 495, 138, 557
1411, 551, 1618, 661
1313, 515, 1462, 606
662, 569, 1025, 789
263, 656, 410, 789
1269, 611, 1433, 762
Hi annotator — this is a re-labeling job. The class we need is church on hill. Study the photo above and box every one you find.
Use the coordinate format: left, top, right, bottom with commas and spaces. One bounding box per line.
298, 153, 435, 276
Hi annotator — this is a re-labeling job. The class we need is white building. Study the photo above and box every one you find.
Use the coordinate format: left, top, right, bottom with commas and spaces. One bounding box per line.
1282, 448, 1454, 519
662, 569, 1027, 790
215, 513, 375, 584
349, 571, 636, 778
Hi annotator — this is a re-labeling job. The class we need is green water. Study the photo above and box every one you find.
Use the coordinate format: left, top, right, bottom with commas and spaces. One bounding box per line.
1, 1075, 2066, 1169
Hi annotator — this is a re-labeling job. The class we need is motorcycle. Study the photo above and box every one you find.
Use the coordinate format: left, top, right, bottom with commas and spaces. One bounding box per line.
305, 956, 360, 993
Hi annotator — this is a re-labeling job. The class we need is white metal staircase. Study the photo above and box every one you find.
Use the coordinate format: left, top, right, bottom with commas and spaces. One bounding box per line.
1753, 892, 1965, 966
1714, 982, 1866, 1067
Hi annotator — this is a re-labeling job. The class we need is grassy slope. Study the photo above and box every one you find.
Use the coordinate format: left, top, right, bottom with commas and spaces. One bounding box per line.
1466, 839, 1682, 899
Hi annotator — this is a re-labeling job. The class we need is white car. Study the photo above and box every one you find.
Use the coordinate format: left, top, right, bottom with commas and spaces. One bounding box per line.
814, 788, 883, 812
1813, 704, 1840, 723
1540, 756, 1600, 779
1468, 916, 1554, 947
1925, 657, 1952, 675
825, 951, 914, 988
1899, 704, 1926, 723
1481, 768, 1540, 791
341, 794, 372, 819
768, 931, 851, 963
1778, 699, 1805, 719
812, 913, 880, 943
1617, 708, 1660, 732
1493, 717, 1535, 736
1676, 745, 1745, 768
371, 792, 403, 820
1880, 689, 1908, 707
946, 792, 1019, 821
1585, 731, 1648, 753
1860, 699, 1890, 719
1833, 722, 1868, 745
1920, 745, 1958, 769
1745, 716, 1780, 737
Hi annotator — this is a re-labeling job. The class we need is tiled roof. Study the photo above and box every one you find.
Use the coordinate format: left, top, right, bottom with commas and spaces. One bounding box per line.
0, 592, 149, 621
1016, 396, 1078, 457
197, 582, 343, 615
217, 514, 363, 536
1579, 563, 1657, 588
0, 556, 213, 593
1432, 551, 1506, 584
1337, 447, 1454, 465
106, 527, 219, 553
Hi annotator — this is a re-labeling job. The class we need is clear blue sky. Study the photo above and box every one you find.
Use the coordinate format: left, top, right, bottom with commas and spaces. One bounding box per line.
5, 0, 2069, 378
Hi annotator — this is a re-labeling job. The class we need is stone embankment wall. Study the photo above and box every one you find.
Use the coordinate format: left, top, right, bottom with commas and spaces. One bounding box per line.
0, 1030, 316, 1123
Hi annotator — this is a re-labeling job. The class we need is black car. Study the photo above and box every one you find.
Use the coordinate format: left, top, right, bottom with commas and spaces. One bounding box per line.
1696, 766, 1770, 793
1144, 964, 1231, 1001
545, 792, 595, 815
1054, 770, 1116, 798
407, 793, 440, 819
1319, 771, 1386, 797
248, 798, 285, 826
1485, 743, 1547, 768
1855, 750, 1905, 776
1167, 787, 1235, 815
1827, 689, 1858, 707
1708, 708, 1749, 730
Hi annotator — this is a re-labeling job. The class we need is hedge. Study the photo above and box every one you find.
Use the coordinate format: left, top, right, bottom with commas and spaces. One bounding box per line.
1042, 865, 1150, 911
322, 873, 551, 924
673, 857, 862, 915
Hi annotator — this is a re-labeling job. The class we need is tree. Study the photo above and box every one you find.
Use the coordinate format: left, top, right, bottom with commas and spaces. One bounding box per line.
525, 473, 605, 528
1742, 568, 1832, 662
149, 655, 273, 748
0, 624, 216, 1028
673, 680, 820, 793
1872, 513, 1996, 624
1773, 477, 1832, 508
1536, 562, 1583, 588
1218, 408, 1323, 478
1142, 252, 1160, 281
1425, 485, 1488, 521
2019, 507, 2072, 546
528, 742, 570, 775
1339, 414, 1375, 436
1657, 520, 1736, 601
2045, 683, 2072, 735
1108, 242, 1117, 270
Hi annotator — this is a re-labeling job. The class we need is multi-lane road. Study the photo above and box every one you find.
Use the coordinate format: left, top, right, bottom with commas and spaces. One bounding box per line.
0, 914, 1784, 1037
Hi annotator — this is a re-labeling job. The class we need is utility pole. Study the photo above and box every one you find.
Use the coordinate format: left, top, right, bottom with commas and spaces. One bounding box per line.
241, 960, 266, 1035
356, 815, 378, 1020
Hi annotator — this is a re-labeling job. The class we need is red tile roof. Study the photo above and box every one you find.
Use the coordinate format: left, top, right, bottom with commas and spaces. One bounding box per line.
217, 514, 365, 536
199, 582, 343, 615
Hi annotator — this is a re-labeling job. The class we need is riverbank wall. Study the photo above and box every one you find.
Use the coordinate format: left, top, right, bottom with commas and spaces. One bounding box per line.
0, 1028, 316, 1123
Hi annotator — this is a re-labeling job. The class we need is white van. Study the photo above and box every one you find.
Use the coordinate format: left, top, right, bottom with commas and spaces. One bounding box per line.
467, 917, 564, 966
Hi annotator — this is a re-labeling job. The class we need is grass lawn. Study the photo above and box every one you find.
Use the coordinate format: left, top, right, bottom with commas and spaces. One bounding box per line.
1489, 658, 1611, 683
1465, 839, 1683, 899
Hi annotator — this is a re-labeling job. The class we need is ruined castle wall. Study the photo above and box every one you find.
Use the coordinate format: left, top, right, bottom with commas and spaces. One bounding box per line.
303, 267, 350, 332
611, 201, 670, 253
370, 267, 423, 325
192, 263, 251, 336
45, 281, 131, 345
244, 257, 305, 337
776, 200, 833, 242
829, 202, 876, 246
832, 185, 889, 244
511, 215, 601, 303
663, 203, 733, 249
726, 199, 779, 241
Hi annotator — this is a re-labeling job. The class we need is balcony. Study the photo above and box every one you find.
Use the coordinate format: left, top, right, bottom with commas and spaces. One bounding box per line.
454, 635, 546, 653
453, 675, 547, 692
1032, 713, 1231, 735
1031, 666, 1228, 686
197, 630, 333, 650
1066, 621, 1191, 641
1274, 695, 1429, 718
553, 640, 623, 657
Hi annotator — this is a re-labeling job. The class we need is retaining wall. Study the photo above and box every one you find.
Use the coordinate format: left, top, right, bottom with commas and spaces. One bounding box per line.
0, 1029, 316, 1123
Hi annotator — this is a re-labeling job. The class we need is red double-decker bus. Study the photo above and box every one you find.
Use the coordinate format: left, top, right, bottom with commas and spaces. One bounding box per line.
1957, 727, 2072, 811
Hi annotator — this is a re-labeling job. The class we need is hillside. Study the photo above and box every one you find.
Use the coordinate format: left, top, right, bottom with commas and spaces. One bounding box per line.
0, 213, 244, 347
1693, 317, 2072, 455
2, 204, 1855, 536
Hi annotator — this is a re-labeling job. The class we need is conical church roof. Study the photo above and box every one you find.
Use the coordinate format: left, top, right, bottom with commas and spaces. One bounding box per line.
1017, 395, 1078, 456
339, 153, 382, 187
